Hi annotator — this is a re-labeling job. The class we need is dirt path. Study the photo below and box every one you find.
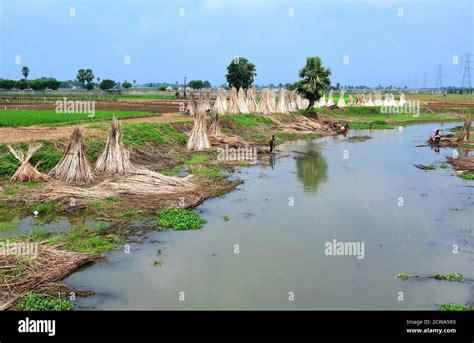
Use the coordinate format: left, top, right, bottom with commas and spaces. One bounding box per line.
0, 113, 191, 144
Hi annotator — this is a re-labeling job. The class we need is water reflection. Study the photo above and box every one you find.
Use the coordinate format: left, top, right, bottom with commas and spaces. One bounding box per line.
295, 142, 328, 193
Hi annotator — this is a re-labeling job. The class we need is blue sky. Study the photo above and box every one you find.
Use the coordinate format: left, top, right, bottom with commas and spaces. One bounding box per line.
0, 0, 472, 87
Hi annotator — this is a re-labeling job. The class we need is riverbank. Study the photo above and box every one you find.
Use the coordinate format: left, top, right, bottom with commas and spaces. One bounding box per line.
0, 112, 337, 309
0, 109, 470, 310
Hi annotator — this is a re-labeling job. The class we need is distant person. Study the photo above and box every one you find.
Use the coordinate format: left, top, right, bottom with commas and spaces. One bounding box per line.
429, 129, 441, 144
269, 135, 276, 153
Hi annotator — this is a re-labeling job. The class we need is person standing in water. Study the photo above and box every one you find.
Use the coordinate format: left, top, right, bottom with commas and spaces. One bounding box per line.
269, 135, 276, 152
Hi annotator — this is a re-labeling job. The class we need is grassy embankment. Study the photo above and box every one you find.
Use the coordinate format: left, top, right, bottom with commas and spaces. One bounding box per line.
311, 106, 467, 129
0, 113, 306, 221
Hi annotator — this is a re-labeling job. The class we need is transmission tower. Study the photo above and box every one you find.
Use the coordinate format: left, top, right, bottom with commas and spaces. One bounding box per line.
461, 53, 472, 89
421, 72, 427, 89
434, 65, 443, 90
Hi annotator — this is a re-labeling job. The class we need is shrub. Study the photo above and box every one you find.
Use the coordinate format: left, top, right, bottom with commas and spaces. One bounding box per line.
99, 79, 116, 91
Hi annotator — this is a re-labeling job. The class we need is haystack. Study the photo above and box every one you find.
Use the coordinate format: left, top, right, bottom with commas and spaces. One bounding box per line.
366, 93, 374, 106
246, 87, 258, 113
457, 113, 472, 142
257, 88, 270, 115
296, 94, 306, 110
208, 109, 222, 136
276, 88, 289, 114
187, 93, 211, 151
336, 89, 346, 107
228, 87, 240, 114
49, 127, 94, 183
289, 91, 298, 112
374, 92, 383, 106
237, 88, 250, 113
269, 89, 277, 113
326, 90, 334, 107
7, 143, 48, 182
213, 88, 228, 115
399, 92, 407, 107
348, 94, 354, 106
95, 117, 134, 174
318, 94, 326, 107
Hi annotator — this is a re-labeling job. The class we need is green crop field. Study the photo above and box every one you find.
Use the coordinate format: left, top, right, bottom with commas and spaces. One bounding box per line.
0, 109, 157, 127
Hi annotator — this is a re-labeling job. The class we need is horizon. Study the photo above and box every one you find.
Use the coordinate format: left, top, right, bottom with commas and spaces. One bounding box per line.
0, 0, 473, 88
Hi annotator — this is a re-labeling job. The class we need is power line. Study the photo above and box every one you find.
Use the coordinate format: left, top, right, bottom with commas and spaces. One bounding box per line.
434, 65, 443, 89
421, 72, 427, 89
461, 53, 472, 89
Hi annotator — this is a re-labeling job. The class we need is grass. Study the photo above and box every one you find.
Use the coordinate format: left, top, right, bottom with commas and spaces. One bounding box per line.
122, 122, 187, 146
48, 226, 124, 254
105, 196, 122, 203
222, 114, 274, 127
160, 165, 182, 176
187, 154, 208, 165
121, 210, 137, 219
458, 172, 474, 181
189, 165, 224, 179
0, 109, 156, 127
0, 220, 20, 231
33, 202, 55, 215
18, 292, 72, 311
310, 106, 458, 127
157, 208, 207, 230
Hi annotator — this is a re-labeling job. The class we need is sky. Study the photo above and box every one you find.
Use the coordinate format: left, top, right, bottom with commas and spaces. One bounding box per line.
0, 0, 472, 87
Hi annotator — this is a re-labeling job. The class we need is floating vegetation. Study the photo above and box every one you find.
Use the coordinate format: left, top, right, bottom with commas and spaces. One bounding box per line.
458, 172, 474, 181
438, 303, 472, 311
157, 208, 207, 230
395, 272, 463, 282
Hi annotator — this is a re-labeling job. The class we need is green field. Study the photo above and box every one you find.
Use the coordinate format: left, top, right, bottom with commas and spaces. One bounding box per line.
0, 93, 176, 102
0, 109, 156, 127
313, 106, 460, 125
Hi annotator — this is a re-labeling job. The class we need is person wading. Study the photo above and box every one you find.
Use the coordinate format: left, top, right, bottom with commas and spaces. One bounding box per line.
269, 135, 276, 153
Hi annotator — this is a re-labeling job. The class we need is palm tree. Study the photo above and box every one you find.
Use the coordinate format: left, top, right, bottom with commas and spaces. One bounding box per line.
76, 69, 95, 88
22, 66, 29, 81
296, 57, 331, 109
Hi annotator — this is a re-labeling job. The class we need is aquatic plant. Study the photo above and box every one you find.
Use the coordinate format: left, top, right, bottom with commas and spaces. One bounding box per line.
18, 292, 72, 311
157, 208, 207, 230
438, 303, 471, 311
395, 272, 463, 282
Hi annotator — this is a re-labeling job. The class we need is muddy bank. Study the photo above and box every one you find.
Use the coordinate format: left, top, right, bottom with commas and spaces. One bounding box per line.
447, 156, 474, 172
